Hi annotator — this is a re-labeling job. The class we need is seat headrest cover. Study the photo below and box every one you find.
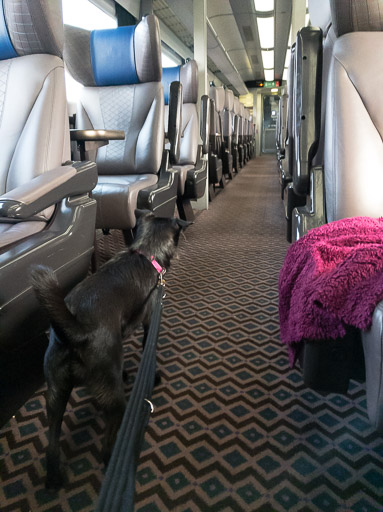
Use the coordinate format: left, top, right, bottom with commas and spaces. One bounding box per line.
308, 0, 331, 33
331, 0, 383, 37
225, 89, 234, 111
0, 3, 17, 59
209, 85, 225, 112
180, 59, 198, 103
64, 14, 161, 87
91, 26, 138, 86
162, 66, 180, 105
233, 96, 240, 115
1, 0, 63, 59
239, 103, 245, 116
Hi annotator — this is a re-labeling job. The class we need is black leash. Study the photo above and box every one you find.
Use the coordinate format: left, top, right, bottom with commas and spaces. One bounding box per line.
96, 284, 164, 511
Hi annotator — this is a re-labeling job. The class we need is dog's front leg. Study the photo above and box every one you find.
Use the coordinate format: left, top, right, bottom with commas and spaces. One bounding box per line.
45, 384, 72, 490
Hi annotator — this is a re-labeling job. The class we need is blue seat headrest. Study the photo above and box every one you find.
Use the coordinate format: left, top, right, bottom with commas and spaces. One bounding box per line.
91, 26, 138, 86
162, 66, 180, 105
64, 15, 162, 87
0, 4, 17, 60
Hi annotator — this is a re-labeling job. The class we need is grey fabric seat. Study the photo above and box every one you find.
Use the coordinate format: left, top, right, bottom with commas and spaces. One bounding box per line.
0, 0, 97, 393
285, 0, 383, 433
324, 0, 383, 432
290, 0, 334, 240
162, 60, 208, 220
277, 87, 288, 162
208, 86, 224, 195
220, 88, 234, 179
64, 15, 178, 236
238, 102, 245, 168
232, 97, 241, 172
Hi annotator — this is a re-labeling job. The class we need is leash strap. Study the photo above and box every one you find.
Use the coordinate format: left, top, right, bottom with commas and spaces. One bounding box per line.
96, 285, 164, 512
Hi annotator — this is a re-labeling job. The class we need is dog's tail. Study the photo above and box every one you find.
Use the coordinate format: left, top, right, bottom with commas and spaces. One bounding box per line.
30, 265, 87, 344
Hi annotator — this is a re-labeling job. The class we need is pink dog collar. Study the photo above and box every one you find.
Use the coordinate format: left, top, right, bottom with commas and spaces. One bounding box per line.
150, 256, 163, 274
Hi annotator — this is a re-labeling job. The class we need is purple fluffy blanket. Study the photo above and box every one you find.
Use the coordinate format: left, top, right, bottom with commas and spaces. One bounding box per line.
279, 217, 383, 366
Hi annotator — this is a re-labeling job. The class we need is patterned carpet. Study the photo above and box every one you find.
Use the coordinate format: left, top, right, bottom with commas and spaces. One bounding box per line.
1, 155, 383, 511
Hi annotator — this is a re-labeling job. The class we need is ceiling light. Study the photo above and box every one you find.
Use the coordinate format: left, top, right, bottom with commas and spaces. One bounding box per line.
271, 88, 278, 92
254, 0, 274, 12
261, 50, 274, 69
283, 68, 288, 81
264, 69, 274, 81
257, 16, 274, 49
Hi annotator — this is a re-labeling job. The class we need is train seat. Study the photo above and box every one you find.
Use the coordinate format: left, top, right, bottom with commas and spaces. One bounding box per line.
249, 115, 256, 158
245, 108, 251, 160
64, 15, 178, 238
277, 87, 288, 162
208, 86, 224, 196
290, 0, 334, 241
325, 0, 383, 431
221, 88, 234, 179
280, 43, 295, 199
162, 60, 208, 221
284, 23, 322, 242
0, 0, 97, 366
282, 0, 383, 432
232, 97, 240, 172
238, 102, 245, 168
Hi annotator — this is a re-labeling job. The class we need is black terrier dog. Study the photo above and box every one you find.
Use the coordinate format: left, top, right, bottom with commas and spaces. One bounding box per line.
31, 210, 190, 489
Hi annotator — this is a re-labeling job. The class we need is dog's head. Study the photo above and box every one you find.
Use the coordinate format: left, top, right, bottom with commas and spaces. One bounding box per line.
133, 210, 192, 268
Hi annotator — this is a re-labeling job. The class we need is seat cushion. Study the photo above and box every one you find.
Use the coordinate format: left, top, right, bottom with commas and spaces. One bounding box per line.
173, 164, 195, 195
0, 221, 46, 249
93, 174, 158, 229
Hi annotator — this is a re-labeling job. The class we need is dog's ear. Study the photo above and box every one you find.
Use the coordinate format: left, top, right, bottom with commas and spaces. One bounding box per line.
135, 209, 155, 221
175, 218, 193, 230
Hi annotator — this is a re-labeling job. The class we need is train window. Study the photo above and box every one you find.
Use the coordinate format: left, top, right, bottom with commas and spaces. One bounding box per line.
63, 0, 117, 108
162, 53, 180, 67
62, 0, 117, 30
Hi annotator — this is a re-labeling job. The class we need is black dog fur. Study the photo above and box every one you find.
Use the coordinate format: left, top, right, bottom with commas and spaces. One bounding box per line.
30, 211, 190, 489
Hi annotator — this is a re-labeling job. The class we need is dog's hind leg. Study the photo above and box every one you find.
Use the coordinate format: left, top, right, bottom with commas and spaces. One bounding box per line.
45, 382, 72, 489
142, 322, 161, 386
95, 382, 126, 466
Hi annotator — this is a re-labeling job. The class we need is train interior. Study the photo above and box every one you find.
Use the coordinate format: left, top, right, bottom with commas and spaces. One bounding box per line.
0, 0, 383, 510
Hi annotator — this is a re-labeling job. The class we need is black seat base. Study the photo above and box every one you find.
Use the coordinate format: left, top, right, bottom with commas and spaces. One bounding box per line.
298, 327, 365, 395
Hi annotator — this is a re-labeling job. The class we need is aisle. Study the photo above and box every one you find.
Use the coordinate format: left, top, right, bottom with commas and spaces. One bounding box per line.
134, 156, 383, 512
1, 156, 382, 512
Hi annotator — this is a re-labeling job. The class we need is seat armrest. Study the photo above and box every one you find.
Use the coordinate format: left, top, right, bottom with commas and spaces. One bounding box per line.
168, 81, 183, 165
70, 129, 125, 161
137, 150, 179, 213
0, 161, 98, 220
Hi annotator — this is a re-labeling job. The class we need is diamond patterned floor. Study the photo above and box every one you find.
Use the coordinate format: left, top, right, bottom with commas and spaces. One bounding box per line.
1, 155, 383, 511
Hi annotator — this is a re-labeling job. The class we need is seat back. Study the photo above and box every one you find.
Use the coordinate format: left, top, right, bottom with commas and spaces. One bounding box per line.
293, 25, 322, 196
239, 103, 245, 145
324, 0, 383, 222
233, 97, 240, 146
64, 15, 164, 176
162, 60, 199, 166
308, 0, 334, 167
278, 87, 288, 157
0, 0, 70, 197
209, 85, 225, 156
223, 89, 234, 151
286, 43, 296, 181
